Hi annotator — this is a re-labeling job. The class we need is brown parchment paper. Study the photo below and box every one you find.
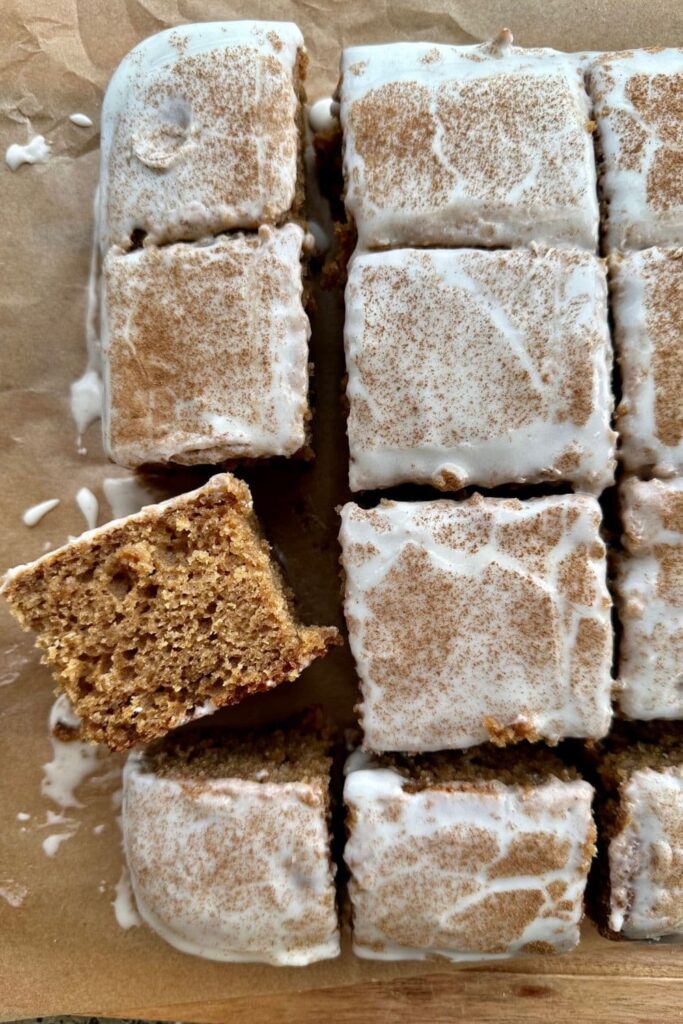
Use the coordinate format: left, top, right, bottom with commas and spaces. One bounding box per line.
3, 1, 683, 1018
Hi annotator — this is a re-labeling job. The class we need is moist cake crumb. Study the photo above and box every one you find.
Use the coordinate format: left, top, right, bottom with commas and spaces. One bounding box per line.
1, 473, 339, 750
344, 745, 596, 960
339, 494, 613, 752
123, 714, 340, 964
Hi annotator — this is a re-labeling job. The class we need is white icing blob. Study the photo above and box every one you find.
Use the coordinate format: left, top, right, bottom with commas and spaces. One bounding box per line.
307, 221, 331, 254
21, 498, 60, 527
42, 833, 74, 858
113, 865, 141, 929
42, 696, 101, 810
0, 880, 28, 907
5, 135, 51, 171
69, 112, 93, 127
16, 812, 30, 821
308, 97, 339, 134
70, 369, 103, 451
102, 476, 154, 520
75, 487, 99, 531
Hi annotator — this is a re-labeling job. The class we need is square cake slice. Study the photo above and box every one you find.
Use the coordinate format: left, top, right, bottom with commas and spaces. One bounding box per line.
617, 477, 683, 720
123, 716, 340, 964
344, 746, 596, 960
589, 49, 683, 251
590, 727, 683, 940
344, 248, 615, 493
611, 248, 683, 477
100, 21, 306, 250
102, 225, 311, 468
338, 34, 598, 250
1, 474, 339, 750
339, 495, 613, 752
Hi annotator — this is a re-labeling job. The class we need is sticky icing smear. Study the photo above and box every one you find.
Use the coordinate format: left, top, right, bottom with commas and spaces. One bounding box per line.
0, 880, 28, 908
69, 112, 93, 127
5, 135, 51, 171
42, 696, 101, 810
102, 476, 155, 519
113, 864, 142, 929
22, 498, 60, 527
75, 487, 99, 530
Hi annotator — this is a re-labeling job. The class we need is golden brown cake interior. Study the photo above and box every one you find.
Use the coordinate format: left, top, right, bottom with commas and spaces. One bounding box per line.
366, 743, 580, 791
2, 474, 339, 751
144, 710, 333, 787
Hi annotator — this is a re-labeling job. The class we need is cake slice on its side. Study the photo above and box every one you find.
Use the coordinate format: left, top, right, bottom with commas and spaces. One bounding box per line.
344, 745, 596, 961
587, 725, 683, 941
123, 714, 340, 964
1, 473, 339, 751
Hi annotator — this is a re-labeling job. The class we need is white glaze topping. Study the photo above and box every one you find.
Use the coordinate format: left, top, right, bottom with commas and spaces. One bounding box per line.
611, 248, 683, 476
344, 247, 615, 493
617, 477, 683, 720
5, 135, 50, 171
22, 499, 60, 527
344, 753, 595, 960
101, 224, 310, 467
589, 49, 683, 251
99, 21, 304, 250
75, 487, 99, 531
102, 476, 155, 519
122, 750, 340, 965
308, 97, 339, 134
339, 38, 598, 251
69, 113, 93, 127
609, 765, 683, 939
42, 696, 102, 810
340, 494, 613, 752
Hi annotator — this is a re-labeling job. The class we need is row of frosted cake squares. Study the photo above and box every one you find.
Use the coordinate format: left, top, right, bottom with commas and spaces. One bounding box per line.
2, 472, 681, 960
101, 234, 683, 491
120, 714, 683, 964
100, 24, 683, 258
3, 470, 680, 751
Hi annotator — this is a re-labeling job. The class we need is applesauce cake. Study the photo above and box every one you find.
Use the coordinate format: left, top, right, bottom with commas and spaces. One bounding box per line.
611, 248, 683, 477
344, 745, 596, 960
589, 49, 683, 251
99, 21, 307, 251
102, 225, 312, 467
616, 477, 683, 721
588, 725, 683, 941
1, 474, 339, 750
339, 494, 613, 752
344, 247, 615, 492
337, 33, 599, 251
123, 715, 340, 964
